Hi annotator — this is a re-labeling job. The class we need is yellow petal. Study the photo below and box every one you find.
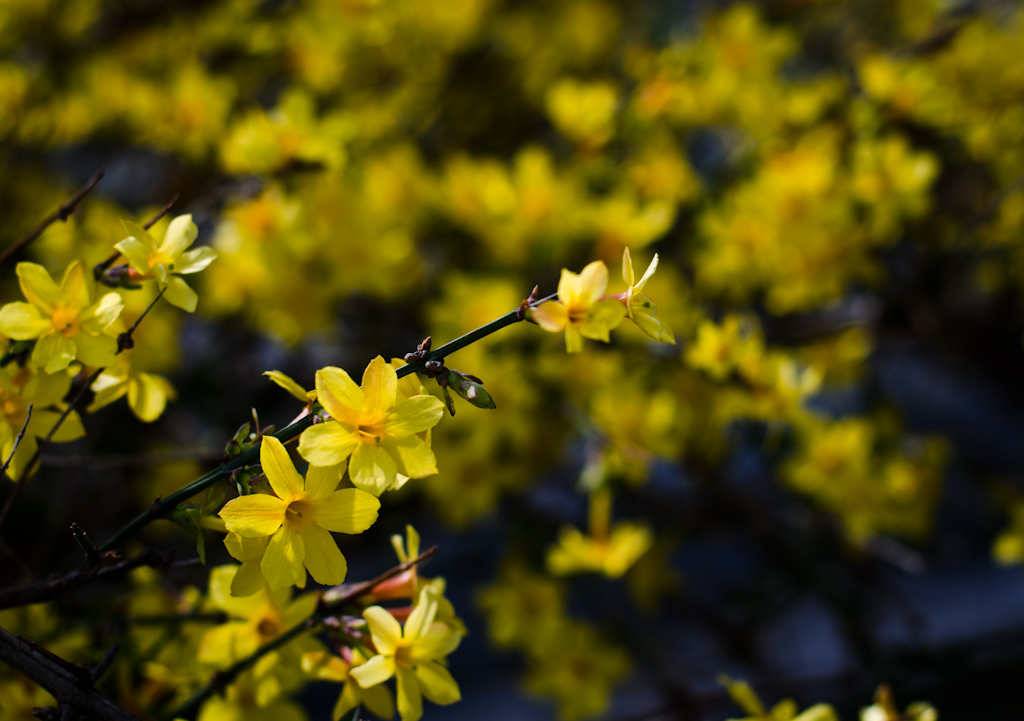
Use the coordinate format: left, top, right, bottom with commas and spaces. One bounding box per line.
564, 324, 583, 354
361, 355, 398, 421
33, 408, 85, 443
299, 524, 347, 586
413, 661, 460, 705
120, 219, 156, 252
230, 559, 267, 597
333, 682, 361, 720
261, 524, 306, 590
160, 214, 198, 258
409, 624, 462, 662
264, 370, 312, 403
16, 262, 60, 314
261, 436, 304, 503
297, 421, 358, 467
314, 488, 380, 534
114, 236, 153, 274
530, 300, 568, 332
578, 299, 625, 342
174, 246, 217, 274
163, 275, 198, 312
220, 494, 287, 537
384, 395, 444, 438
304, 463, 344, 501
349, 442, 397, 495
316, 366, 365, 426
622, 247, 635, 287
73, 332, 117, 369
303, 650, 350, 682
396, 667, 423, 721
25, 368, 72, 405
404, 589, 438, 643
358, 680, 396, 720
128, 373, 173, 422
363, 607, 402, 656
225, 531, 270, 562
0, 302, 50, 339
381, 435, 437, 479
350, 650, 396, 687
83, 292, 124, 331
635, 253, 659, 292
572, 261, 609, 306
60, 260, 90, 313
33, 332, 76, 373
632, 309, 676, 344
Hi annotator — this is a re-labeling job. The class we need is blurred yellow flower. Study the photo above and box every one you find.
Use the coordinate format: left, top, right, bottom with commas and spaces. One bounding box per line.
116, 214, 217, 312
0, 260, 123, 373
88, 352, 176, 422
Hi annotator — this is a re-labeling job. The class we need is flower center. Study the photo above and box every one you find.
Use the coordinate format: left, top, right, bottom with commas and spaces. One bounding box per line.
394, 643, 414, 669
357, 424, 386, 445
255, 616, 280, 641
51, 306, 80, 337
284, 499, 315, 529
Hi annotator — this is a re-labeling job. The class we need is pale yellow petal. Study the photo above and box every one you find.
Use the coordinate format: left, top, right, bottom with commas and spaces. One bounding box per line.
83, 292, 123, 331
73, 332, 117, 369
350, 651, 396, 687
414, 661, 460, 705
220, 494, 287, 537
381, 435, 437, 479
114, 236, 152, 274
361, 355, 398, 420
396, 667, 423, 721
230, 559, 267, 597
0, 302, 50, 339
127, 372, 173, 422
384, 395, 444, 438
297, 422, 358, 467
358, 680, 396, 719
314, 488, 380, 534
261, 524, 306, 590
59, 260, 90, 313
530, 300, 568, 332
622, 247, 635, 287
264, 370, 312, 403
174, 246, 217, 274
576, 260, 610, 304
304, 463, 344, 501
363, 606, 402, 655
635, 253, 659, 291
16, 262, 60, 314
578, 298, 625, 342
564, 324, 583, 354
260, 435, 304, 502
299, 524, 347, 586
349, 442, 396, 495
404, 589, 438, 643
225, 531, 270, 562
315, 366, 364, 426
33, 332, 75, 373
160, 214, 198, 258
163, 275, 198, 312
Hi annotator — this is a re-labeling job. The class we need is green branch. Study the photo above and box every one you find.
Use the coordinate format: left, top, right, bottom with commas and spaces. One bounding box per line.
100, 293, 552, 553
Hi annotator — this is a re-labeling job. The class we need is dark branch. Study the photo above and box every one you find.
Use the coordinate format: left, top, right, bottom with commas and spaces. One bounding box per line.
0, 172, 104, 267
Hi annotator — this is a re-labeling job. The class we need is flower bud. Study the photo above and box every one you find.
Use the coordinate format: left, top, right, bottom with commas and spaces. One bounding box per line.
446, 369, 496, 409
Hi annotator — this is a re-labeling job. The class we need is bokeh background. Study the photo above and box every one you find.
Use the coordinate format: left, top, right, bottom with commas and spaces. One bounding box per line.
3, 0, 1024, 719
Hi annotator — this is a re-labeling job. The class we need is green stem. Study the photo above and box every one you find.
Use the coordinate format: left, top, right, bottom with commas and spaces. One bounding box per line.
99, 294, 553, 553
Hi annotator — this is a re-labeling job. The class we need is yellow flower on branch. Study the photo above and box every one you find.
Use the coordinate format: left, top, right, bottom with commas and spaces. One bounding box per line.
0, 260, 123, 373
618, 248, 675, 344
219, 436, 380, 590
530, 261, 624, 353
350, 588, 463, 721
88, 352, 176, 422
302, 649, 396, 721
116, 214, 218, 312
298, 356, 445, 495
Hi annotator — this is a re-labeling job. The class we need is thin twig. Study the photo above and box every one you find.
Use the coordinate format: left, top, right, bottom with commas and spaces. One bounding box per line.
168, 546, 438, 720
0, 548, 175, 610
0, 171, 104, 267
0, 403, 32, 476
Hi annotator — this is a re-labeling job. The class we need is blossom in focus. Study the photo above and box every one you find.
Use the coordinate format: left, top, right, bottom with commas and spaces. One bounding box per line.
297, 356, 445, 495
530, 261, 624, 353
302, 649, 395, 721
0, 261, 123, 373
116, 214, 218, 312
350, 588, 463, 721
617, 247, 675, 344
219, 436, 380, 590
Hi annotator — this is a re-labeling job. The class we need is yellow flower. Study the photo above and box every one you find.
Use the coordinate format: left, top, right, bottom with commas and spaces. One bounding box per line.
547, 522, 653, 579
87, 352, 176, 422
0, 260, 123, 373
0, 364, 85, 480
219, 436, 380, 590
302, 650, 396, 721
619, 248, 675, 344
297, 356, 445, 495
350, 588, 463, 721
530, 261, 624, 353
115, 214, 218, 312
719, 675, 838, 721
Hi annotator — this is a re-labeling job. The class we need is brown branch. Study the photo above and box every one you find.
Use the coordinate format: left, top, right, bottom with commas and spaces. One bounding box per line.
0, 625, 140, 721
0, 403, 32, 476
0, 547, 174, 610
0, 171, 104, 267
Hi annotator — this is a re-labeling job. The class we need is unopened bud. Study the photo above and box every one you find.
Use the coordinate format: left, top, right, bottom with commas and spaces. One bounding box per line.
446, 369, 496, 410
